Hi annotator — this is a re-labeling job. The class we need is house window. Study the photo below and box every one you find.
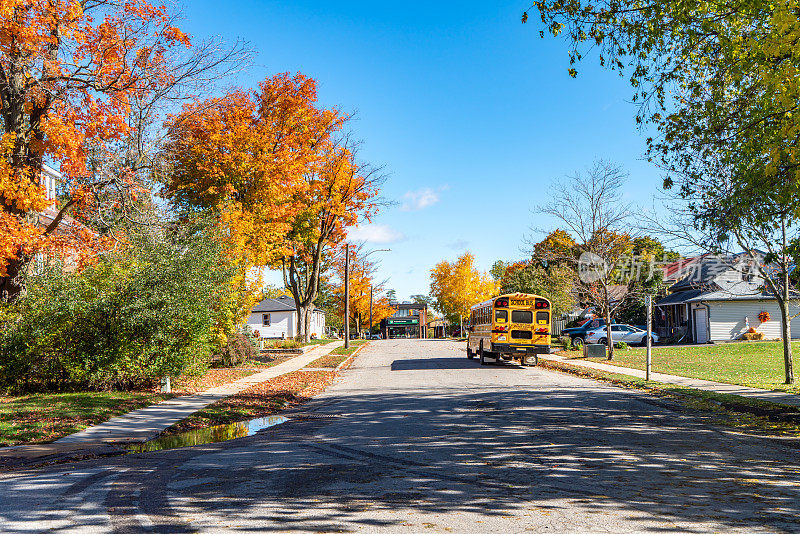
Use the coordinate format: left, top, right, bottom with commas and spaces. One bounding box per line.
262, 313, 271, 327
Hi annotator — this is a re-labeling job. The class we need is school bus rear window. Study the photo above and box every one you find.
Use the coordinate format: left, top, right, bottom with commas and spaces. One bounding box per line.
495, 310, 507, 322
511, 310, 532, 323
536, 311, 549, 323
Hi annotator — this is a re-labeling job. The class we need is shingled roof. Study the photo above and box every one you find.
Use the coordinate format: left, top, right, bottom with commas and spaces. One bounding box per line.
251, 295, 322, 313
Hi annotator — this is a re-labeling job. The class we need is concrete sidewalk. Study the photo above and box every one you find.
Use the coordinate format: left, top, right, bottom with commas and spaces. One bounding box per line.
55, 340, 345, 445
541, 353, 800, 408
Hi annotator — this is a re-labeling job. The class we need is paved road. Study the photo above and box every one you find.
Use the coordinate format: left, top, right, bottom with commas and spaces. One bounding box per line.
2, 340, 800, 533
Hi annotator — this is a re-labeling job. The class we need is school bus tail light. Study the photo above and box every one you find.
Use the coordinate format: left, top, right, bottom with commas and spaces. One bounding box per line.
495, 298, 509, 308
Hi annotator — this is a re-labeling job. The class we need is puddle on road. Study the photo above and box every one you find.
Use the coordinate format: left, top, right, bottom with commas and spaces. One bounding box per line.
127, 415, 289, 453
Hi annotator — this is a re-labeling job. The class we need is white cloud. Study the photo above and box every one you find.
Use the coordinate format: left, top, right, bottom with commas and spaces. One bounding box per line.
347, 224, 406, 244
400, 186, 447, 211
446, 239, 469, 250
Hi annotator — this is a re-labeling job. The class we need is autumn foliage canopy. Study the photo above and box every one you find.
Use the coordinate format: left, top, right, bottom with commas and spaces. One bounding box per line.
0, 0, 192, 294
163, 73, 382, 338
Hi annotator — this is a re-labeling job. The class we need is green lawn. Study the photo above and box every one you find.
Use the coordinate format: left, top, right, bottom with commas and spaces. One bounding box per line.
304, 339, 337, 346
328, 339, 367, 356
587, 340, 800, 394
0, 391, 172, 446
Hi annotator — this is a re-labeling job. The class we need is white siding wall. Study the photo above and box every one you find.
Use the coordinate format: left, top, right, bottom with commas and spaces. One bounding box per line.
705, 300, 800, 341
245, 310, 326, 338
246, 311, 295, 338
309, 311, 326, 338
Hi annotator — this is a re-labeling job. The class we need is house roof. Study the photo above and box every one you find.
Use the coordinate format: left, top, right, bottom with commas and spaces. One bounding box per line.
661, 256, 703, 282
252, 295, 323, 313
687, 290, 776, 302
669, 256, 736, 291
655, 289, 703, 307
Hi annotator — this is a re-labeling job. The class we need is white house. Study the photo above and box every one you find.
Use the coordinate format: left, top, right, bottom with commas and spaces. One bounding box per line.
655, 253, 800, 343
246, 295, 326, 339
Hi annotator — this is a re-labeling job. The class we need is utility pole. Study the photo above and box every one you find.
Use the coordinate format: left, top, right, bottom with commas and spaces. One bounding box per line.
645, 294, 652, 381
344, 244, 350, 349
369, 286, 373, 336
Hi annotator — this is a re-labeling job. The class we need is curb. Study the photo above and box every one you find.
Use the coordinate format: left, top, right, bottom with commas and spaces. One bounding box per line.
334, 342, 370, 372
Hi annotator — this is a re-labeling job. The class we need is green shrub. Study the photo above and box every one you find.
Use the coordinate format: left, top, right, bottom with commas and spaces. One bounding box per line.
0, 224, 233, 392
558, 335, 574, 351
613, 341, 629, 350
219, 333, 259, 366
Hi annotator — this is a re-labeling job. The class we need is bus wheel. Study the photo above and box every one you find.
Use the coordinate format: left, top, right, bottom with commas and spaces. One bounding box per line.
467, 346, 475, 359
479, 344, 489, 365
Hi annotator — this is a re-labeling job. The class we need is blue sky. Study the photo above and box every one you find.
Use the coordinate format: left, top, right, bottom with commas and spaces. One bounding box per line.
181, 0, 664, 301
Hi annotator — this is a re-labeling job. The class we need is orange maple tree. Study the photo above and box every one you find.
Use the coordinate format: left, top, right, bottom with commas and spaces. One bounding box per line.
161, 73, 383, 338
162, 74, 333, 328
0, 0, 192, 300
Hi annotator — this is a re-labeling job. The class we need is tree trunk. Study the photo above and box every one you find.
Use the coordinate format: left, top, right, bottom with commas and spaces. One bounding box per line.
779, 303, 794, 385
297, 303, 313, 342
0, 255, 26, 302
780, 224, 795, 385
605, 314, 614, 360
778, 257, 795, 385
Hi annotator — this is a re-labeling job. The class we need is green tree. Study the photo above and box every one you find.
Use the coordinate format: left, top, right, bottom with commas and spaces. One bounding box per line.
490, 261, 507, 282
527, 0, 800, 379
499, 263, 576, 318
410, 294, 434, 308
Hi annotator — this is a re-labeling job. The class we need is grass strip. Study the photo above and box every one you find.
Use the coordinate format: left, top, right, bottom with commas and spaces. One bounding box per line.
307, 354, 349, 368
582, 340, 800, 394
0, 392, 173, 446
539, 358, 800, 437
328, 339, 367, 356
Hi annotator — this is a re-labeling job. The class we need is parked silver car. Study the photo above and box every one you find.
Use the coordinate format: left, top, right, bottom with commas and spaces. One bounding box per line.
585, 324, 658, 346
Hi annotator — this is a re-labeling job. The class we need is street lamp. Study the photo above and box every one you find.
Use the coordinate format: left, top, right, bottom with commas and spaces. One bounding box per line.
343, 246, 390, 348
365, 249, 391, 337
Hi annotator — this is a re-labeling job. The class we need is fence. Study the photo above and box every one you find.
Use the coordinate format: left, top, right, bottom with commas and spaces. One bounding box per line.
551, 318, 567, 337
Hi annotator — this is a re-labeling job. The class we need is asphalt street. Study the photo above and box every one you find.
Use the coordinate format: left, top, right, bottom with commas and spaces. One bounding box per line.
2, 339, 800, 533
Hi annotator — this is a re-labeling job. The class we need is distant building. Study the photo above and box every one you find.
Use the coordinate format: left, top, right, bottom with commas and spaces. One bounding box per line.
246, 295, 326, 339
381, 302, 427, 339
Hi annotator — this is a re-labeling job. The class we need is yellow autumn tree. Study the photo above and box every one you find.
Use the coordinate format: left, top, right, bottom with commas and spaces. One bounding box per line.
429, 252, 498, 323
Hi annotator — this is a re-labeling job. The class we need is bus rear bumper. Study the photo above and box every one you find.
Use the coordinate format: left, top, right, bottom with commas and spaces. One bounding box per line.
491, 343, 549, 355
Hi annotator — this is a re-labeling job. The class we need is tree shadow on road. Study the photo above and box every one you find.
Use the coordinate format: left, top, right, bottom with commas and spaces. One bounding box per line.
4, 375, 800, 532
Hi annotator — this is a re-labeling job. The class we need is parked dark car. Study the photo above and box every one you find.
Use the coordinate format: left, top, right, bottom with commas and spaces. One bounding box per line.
560, 318, 607, 349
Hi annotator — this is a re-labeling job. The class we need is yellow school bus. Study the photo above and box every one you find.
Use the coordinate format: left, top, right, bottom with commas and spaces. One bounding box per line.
466, 293, 551, 366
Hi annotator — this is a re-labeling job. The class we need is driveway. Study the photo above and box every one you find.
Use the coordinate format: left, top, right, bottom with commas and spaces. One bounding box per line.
2, 339, 800, 533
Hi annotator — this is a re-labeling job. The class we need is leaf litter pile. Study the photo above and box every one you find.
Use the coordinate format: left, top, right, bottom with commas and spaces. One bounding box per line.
163, 370, 337, 435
